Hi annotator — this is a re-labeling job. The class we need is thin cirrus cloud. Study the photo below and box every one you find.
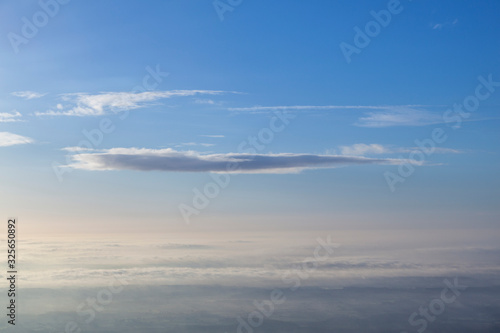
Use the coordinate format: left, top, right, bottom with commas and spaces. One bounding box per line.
228, 104, 392, 114
64, 148, 404, 173
339, 143, 462, 156
35, 90, 228, 117
11, 91, 46, 99
228, 105, 444, 128
228, 104, 429, 113
340, 144, 391, 156
194, 98, 219, 105
432, 19, 458, 30
0, 110, 23, 123
355, 107, 443, 127
174, 142, 215, 148
0, 132, 34, 147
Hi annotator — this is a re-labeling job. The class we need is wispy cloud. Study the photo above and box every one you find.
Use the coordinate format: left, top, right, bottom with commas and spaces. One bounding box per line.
65, 148, 404, 173
429, 147, 462, 154
0, 110, 23, 123
175, 142, 215, 148
432, 19, 458, 30
35, 90, 227, 117
340, 143, 462, 156
229, 105, 386, 113
11, 91, 46, 99
227, 105, 445, 128
228, 104, 429, 113
200, 135, 225, 138
355, 107, 442, 127
340, 144, 391, 156
194, 98, 219, 105
0, 132, 34, 147
61, 146, 95, 152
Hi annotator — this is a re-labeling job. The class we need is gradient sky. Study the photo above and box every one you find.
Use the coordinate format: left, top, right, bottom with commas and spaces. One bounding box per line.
0, 0, 499, 235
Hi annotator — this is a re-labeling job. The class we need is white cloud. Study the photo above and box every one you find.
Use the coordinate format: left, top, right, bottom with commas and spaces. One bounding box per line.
200, 135, 225, 138
35, 90, 227, 117
356, 107, 442, 127
340, 144, 390, 156
11, 91, 46, 99
0, 110, 22, 123
65, 147, 403, 173
0, 132, 34, 147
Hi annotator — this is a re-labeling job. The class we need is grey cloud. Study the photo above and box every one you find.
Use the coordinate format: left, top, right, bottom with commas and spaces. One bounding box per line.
66, 148, 403, 173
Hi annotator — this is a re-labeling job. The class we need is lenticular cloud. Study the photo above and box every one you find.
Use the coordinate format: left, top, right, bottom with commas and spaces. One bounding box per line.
66, 147, 402, 174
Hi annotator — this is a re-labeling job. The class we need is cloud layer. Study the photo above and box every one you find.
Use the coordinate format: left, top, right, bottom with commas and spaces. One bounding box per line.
65, 148, 402, 173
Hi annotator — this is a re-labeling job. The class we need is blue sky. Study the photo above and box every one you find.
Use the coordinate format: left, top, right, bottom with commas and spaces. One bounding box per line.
1, 0, 499, 234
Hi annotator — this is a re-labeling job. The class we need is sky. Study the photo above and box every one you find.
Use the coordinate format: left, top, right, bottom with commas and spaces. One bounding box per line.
1, 0, 500, 332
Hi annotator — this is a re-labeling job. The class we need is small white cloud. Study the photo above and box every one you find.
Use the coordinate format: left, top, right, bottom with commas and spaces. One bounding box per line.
11, 91, 46, 99
0, 132, 33, 147
340, 144, 390, 156
0, 110, 22, 123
